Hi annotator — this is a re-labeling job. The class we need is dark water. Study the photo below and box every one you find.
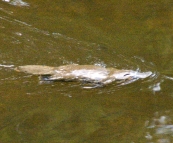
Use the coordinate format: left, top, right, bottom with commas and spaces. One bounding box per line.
1, 0, 173, 142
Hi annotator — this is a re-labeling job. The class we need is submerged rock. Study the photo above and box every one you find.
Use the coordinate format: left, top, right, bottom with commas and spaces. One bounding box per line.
15, 64, 152, 87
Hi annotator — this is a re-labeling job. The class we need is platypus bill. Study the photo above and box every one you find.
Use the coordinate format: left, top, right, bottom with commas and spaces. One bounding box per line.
15, 64, 152, 88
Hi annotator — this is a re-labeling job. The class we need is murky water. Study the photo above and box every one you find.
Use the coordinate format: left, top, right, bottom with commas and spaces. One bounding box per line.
1, 0, 173, 142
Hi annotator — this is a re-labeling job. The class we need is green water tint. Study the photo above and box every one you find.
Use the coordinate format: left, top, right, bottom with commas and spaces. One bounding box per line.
1, 0, 173, 142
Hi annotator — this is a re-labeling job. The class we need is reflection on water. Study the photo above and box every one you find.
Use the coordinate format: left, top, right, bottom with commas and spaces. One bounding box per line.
145, 111, 173, 143
2, 0, 29, 6
149, 80, 163, 93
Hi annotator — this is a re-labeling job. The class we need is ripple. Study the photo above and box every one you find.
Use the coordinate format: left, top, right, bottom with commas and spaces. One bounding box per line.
0, 64, 14, 68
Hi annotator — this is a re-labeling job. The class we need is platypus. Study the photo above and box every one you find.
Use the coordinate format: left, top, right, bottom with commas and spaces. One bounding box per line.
15, 64, 152, 87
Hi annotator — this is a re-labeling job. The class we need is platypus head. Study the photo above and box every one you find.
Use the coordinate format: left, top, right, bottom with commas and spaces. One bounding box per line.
113, 70, 152, 80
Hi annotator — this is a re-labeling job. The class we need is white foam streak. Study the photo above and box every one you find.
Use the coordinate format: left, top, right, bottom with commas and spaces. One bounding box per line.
0, 64, 14, 68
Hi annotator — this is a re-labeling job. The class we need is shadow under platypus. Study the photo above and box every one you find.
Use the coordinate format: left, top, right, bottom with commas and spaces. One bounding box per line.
15, 64, 152, 88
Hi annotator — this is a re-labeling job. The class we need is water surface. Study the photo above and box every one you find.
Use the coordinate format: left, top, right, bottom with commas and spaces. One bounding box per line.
1, 0, 173, 142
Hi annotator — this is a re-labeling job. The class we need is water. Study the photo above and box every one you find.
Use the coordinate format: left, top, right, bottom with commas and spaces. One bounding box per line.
1, 0, 173, 142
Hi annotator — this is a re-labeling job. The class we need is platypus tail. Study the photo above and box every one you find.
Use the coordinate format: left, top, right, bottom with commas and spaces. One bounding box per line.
15, 65, 55, 75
